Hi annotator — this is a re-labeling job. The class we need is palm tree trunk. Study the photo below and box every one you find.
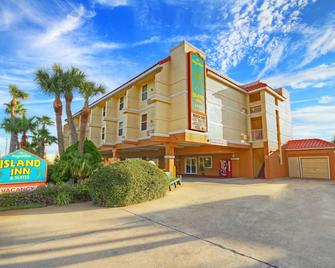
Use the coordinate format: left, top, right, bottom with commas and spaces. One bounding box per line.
79, 105, 90, 155
20, 132, 27, 149
14, 132, 19, 151
54, 96, 64, 155
9, 99, 17, 152
9, 125, 17, 152
39, 142, 45, 158
65, 94, 78, 144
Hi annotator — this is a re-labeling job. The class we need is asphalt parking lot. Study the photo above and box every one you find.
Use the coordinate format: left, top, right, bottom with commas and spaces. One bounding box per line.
1, 178, 335, 268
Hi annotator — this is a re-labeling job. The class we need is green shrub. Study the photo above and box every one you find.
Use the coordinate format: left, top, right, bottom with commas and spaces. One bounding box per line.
0, 182, 92, 209
47, 164, 55, 182
54, 190, 73, 206
72, 180, 91, 202
51, 139, 102, 183
89, 159, 168, 207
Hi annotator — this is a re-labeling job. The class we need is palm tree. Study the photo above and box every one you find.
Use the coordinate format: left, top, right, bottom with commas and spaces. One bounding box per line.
62, 66, 86, 144
35, 64, 65, 155
78, 81, 106, 154
30, 128, 57, 158
17, 115, 37, 149
33, 116, 57, 157
35, 116, 54, 129
4, 101, 27, 151
7, 85, 29, 152
1, 118, 20, 151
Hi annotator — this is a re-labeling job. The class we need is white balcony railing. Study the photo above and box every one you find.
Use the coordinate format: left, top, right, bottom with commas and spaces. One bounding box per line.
250, 105, 261, 114
251, 129, 263, 141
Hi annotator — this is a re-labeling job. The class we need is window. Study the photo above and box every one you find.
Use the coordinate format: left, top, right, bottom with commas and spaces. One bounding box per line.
249, 92, 261, 102
118, 121, 123, 136
185, 157, 197, 174
141, 113, 147, 131
141, 84, 148, 101
199, 156, 212, 168
119, 96, 124, 110
102, 104, 106, 118
101, 127, 105, 141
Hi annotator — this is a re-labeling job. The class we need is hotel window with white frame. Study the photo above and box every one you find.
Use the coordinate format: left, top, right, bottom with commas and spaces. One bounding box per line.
141, 113, 148, 131
101, 127, 105, 141
118, 121, 123, 136
119, 96, 124, 110
141, 84, 148, 101
199, 156, 212, 168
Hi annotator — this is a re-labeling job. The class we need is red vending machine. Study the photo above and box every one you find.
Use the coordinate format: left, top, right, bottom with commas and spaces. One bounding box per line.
219, 160, 232, 178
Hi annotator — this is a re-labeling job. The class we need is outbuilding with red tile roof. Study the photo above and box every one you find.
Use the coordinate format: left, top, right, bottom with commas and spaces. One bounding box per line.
285, 139, 335, 180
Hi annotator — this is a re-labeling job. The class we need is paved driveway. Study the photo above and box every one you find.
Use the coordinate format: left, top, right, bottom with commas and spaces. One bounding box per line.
1, 178, 335, 268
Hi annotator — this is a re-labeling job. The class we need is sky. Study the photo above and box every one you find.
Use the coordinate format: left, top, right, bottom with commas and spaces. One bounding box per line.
0, 0, 334, 157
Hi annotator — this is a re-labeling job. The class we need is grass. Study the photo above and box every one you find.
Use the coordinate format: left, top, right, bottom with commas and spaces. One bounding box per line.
0, 203, 44, 212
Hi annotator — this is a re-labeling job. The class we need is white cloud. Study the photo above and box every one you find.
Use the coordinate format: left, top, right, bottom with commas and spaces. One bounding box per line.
94, 0, 130, 8
0, 7, 17, 31
292, 105, 335, 140
36, 5, 93, 45
208, 0, 312, 73
299, 17, 335, 67
92, 41, 124, 49
258, 41, 285, 78
265, 63, 335, 89
318, 96, 335, 104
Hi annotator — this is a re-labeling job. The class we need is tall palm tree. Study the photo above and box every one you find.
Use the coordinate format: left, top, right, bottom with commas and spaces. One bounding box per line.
1, 118, 20, 151
4, 101, 27, 151
7, 85, 29, 152
35, 64, 65, 155
62, 66, 86, 144
78, 81, 106, 154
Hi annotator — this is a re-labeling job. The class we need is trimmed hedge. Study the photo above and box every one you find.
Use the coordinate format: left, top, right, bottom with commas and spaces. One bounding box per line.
0, 181, 91, 209
89, 159, 169, 207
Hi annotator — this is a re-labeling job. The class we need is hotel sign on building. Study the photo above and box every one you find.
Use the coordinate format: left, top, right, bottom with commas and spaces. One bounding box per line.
0, 150, 47, 193
188, 52, 207, 132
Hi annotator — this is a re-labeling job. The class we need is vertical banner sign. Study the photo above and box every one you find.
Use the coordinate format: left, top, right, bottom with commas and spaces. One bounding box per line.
188, 52, 207, 132
0, 150, 47, 193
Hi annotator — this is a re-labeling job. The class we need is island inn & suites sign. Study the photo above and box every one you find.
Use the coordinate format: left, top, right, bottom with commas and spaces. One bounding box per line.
0, 150, 47, 193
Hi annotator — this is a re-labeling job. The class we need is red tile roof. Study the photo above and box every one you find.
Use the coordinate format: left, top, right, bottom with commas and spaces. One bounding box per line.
286, 139, 335, 150
242, 81, 268, 92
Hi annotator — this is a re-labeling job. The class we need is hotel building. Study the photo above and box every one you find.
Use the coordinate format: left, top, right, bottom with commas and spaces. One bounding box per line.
64, 41, 335, 180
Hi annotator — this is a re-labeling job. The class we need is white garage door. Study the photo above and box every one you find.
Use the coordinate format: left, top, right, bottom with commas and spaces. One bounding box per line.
301, 158, 330, 179
288, 157, 330, 179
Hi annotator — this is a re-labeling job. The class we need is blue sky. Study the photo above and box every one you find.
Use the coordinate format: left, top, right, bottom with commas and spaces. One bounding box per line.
0, 0, 335, 156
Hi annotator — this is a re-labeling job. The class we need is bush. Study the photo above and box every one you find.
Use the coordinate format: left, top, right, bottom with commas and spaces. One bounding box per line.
50, 139, 102, 183
47, 164, 55, 183
54, 190, 72, 206
72, 180, 91, 202
89, 159, 169, 207
0, 182, 92, 209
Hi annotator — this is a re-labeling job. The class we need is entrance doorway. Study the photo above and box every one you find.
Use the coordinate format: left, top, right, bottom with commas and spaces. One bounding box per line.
185, 157, 197, 174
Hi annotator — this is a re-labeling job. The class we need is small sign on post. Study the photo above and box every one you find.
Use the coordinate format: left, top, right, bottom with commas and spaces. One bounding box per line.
0, 149, 47, 193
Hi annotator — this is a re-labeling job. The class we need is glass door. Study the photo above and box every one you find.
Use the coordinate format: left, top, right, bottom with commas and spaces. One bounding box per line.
185, 157, 197, 174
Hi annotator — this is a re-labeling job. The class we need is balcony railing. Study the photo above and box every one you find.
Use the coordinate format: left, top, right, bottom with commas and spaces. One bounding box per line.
250, 105, 261, 114
251, 129, 263, 141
